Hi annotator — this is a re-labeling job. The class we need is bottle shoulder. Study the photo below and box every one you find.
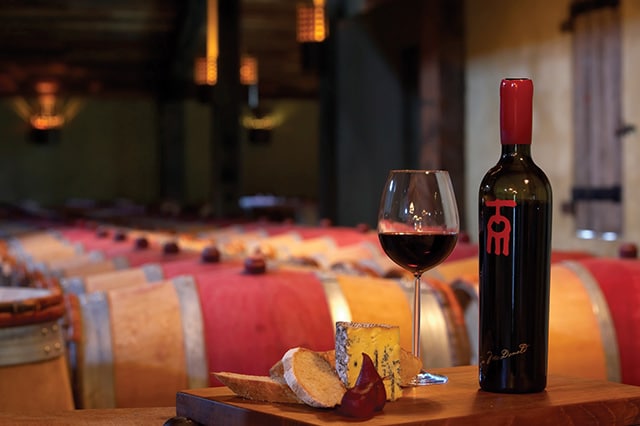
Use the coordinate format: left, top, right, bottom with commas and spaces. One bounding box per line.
479, 157, 552, 201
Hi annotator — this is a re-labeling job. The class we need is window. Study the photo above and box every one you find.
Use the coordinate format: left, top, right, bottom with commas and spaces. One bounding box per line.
566, 0, 628, 240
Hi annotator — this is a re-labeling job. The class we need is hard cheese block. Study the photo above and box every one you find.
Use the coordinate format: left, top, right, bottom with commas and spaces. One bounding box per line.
335, 321, 401, 400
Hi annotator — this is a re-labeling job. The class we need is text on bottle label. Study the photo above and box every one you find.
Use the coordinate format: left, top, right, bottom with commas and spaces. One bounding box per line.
485, 199, 517, 256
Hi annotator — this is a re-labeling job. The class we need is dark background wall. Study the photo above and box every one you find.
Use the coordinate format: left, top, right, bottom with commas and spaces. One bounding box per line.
330, 0, 465, 227
0, 0, 464, 230
0, 98, 319, 215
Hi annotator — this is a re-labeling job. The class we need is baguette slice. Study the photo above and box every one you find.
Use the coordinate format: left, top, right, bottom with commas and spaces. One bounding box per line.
269, 349, 334, 381
212, 372, 303, 404
282, 347, 346, 408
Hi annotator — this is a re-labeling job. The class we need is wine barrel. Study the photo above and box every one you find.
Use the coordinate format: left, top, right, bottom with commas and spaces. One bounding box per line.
311, 273, 469, 368
0, 287, 75, 411
58, 257, 125, 278
72, 267, 470, 408
438, 251, 594, 367
570, 258, 640, 386
52, 226, 199, 269
74, 277, 207, 409
8, 232, 82, 271
61, 264, 164, 295
450, 258, 640, 386
60, 253, 247, 295
167, 264, 469, 369
429, 249, 594, 283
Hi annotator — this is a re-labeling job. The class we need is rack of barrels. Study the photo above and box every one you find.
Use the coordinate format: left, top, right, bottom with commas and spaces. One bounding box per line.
0, 216, 638, 411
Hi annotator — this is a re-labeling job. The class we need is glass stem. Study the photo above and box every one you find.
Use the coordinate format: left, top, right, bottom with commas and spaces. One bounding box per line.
413, 273, 421, 359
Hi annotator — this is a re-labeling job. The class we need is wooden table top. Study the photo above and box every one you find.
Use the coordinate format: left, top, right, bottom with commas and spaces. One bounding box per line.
0, 407, 176, 425
2, 366, 639, 425
176, 365, 640, 425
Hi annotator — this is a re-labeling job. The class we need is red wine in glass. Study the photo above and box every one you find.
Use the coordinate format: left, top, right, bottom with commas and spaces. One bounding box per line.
378, 232, 457, 275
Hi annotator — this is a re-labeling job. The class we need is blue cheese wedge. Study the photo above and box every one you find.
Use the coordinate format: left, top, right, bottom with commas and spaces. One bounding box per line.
335, 321, 402, 401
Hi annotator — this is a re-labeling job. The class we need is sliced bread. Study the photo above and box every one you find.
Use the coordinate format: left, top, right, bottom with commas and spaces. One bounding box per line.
212, 372, 303, 404
282, 347, 346, 408
269, 349, 334, 382
272, 348, 420, 387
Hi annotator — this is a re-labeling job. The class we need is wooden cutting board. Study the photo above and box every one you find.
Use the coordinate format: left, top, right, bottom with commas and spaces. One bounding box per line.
176, 366, 640, 425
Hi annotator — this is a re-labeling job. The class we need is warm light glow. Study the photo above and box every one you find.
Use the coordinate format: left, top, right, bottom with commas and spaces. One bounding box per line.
207, 0, 218, 84
241, 111, 284, 130
297, 0, 327, 42
195, 0, 218, 85
31, 86, 65, 129
11, 81, 84, 131
194, 56, 217, 86
242, 115, 278, 130
240, 55, 258, 85
30, 114, 64, 130
35, 81, 59, 95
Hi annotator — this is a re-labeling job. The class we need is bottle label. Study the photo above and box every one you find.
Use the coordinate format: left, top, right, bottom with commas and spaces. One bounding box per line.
485, 199, 516, 255
480, 343, 530, 367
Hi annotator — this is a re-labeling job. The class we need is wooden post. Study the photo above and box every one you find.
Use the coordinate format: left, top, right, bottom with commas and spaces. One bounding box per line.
419, 0, 466, 227
156, 0, 205, 208
210, 0, 241, 218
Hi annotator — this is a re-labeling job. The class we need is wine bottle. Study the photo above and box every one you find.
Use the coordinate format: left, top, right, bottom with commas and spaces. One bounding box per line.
478, 78, 552, 393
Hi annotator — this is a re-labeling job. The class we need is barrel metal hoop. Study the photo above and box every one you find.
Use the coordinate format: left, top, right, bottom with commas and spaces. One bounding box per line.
142, 263, 164, 282
172, 275, 208, 389
87, 251, 105, 262
0, 320, 65, 366
61, 276, 86, 295
318, 272, 352, 328
563, 260, 621, 382
111, 256, 129, 270
79, 291, 116, 408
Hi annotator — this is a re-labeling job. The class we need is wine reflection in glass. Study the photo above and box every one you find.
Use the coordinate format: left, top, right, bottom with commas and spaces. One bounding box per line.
377, 170, 459, 385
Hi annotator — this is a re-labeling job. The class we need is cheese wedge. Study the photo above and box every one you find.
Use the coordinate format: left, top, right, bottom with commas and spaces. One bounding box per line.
335, 321, 402, 400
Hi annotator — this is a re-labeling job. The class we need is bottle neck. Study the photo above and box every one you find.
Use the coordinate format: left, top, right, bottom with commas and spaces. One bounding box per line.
501, 143, 532, 158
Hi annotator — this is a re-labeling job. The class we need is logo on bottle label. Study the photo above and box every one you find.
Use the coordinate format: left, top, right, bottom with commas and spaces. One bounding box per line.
485, 199, 516, 256
480, 343, 530, 367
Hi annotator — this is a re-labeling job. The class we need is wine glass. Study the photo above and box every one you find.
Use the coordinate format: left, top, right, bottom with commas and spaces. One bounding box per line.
377, 170, 459, 385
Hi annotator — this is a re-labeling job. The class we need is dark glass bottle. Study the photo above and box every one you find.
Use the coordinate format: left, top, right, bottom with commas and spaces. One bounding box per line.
478, 78, 552, 393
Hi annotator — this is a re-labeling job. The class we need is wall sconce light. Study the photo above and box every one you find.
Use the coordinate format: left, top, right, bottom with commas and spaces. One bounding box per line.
296, 0, 327, 72
194, 57, 217, 86
240, 55, 258, 86
241, 110, 283, 132
30, 81, 65, 130
242, 107, 283, 145
296, 0, 328, 43
194, 0, 219, 86
11, 80, 83, 144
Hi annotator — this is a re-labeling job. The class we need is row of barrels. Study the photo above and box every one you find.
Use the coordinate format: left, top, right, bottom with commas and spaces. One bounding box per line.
1, 218, 638, 412
0, 219, 477, 411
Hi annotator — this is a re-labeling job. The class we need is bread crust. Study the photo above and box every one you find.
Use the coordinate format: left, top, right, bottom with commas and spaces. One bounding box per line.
271, 348, 420, 387
282, 347, 346, 408
212, 372, 303, 404
269, 349, 334, 381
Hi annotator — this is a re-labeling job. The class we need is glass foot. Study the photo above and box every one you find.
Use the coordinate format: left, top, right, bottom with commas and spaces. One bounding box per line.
409, 371, 448, 386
